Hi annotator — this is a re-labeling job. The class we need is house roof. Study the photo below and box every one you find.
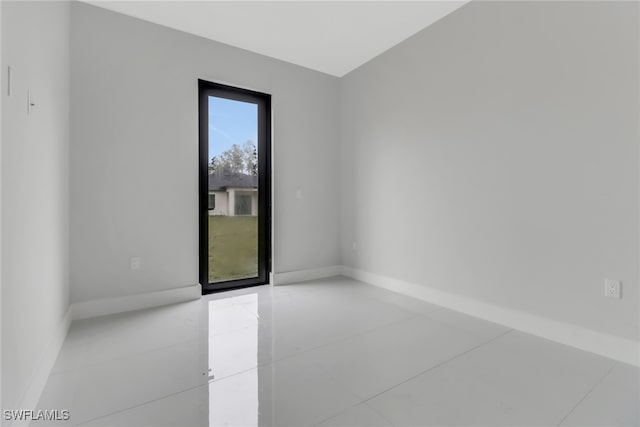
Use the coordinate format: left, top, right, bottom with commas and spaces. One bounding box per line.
208, 172, 258, 191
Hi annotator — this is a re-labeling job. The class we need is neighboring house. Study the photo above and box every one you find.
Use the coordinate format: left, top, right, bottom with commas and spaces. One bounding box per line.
208, 172, 258, 216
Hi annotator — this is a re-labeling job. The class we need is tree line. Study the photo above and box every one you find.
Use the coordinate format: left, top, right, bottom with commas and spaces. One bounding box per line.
209, 140, 257, 176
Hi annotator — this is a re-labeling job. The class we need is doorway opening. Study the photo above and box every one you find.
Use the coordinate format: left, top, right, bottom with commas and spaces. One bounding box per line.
199, 80, 271, 294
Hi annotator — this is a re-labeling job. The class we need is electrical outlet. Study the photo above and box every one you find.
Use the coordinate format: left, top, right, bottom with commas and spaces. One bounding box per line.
130, 257, 141, 270
604, 279, 621, 299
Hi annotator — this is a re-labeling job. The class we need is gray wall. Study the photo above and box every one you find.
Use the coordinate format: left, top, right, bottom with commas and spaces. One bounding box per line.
1, 1, 70, 410
340, 1, 639, 341
1, 0, 3, 414
70, 3, 341, 303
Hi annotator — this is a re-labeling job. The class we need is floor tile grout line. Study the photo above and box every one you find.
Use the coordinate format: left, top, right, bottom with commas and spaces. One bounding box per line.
70, 288, 420, 393
49, 334, 202, 376
554, 362, 618, 427
209, 312, 417, 384
53, 306, 207, 375
420, 312, 510, 344
310, 401, 363, 427
276, 292, 508, 370
300, 317, 513, 406
312, 402, 364, 427
309, 399, 401, 427
362, 328, 515, 403
207, 295, 420, 384
304, 316, 493, 427
63, 284, 505, 426
303, 367, 369, 427
74, 382, 210, 426
362, 400, 399, 427
208, 292, 446, 403
266, 311, 417, 363
152, 293, 492, 388
58, 282, 627, 427
210, 363, 265, 383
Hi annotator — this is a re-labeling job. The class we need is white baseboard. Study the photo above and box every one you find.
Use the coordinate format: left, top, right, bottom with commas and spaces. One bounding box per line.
273, 265, 342, 285
341, 266, 640, 367
72, 284, 201, 320
10, 306, 72, 427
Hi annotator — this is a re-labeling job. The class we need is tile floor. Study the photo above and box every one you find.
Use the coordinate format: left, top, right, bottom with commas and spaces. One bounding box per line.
37, 277, 639, 426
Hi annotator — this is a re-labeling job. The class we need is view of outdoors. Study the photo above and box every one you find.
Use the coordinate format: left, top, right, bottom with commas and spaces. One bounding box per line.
208, 96, 259, 283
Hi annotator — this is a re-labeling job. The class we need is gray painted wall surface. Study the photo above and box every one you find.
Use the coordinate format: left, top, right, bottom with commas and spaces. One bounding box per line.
70, 3, 341, 303
340, 1, 639, 341
1, 0, 70, 410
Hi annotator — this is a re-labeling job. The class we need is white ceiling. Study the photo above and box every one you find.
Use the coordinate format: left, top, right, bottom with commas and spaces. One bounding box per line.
84, 1, 469, 77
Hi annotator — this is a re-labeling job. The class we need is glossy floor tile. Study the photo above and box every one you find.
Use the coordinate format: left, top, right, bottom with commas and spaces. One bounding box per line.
424, 308, 510, 341
304, 315, 497, 399
36, 277, 639, 426
367, 332, 619, 426
559, 362, 640, 427
209, 354, 361, 427
316, 404, 392, 427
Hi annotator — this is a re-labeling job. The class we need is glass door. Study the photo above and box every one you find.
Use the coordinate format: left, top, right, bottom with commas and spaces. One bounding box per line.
199, 81, 271, 293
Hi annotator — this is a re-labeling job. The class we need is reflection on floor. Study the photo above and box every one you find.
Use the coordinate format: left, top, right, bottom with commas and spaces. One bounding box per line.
37, 277, 639, 426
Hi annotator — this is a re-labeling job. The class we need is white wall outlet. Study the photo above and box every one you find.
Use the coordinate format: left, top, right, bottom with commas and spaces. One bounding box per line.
130, 256, 141, 270
604, 279, 621, 299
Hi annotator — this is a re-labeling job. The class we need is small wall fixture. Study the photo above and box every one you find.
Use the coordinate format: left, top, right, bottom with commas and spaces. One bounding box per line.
7, 66, 12, 96
27, 89, 35, 115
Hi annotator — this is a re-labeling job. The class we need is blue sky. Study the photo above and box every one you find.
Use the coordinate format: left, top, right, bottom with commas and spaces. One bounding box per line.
208, 96, 257, 161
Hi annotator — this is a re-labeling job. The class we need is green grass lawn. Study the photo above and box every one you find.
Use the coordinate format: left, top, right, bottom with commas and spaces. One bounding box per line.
208, 216, 258, 283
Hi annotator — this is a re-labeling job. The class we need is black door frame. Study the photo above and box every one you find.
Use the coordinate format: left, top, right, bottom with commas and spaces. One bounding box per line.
198, 80, 272, 294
